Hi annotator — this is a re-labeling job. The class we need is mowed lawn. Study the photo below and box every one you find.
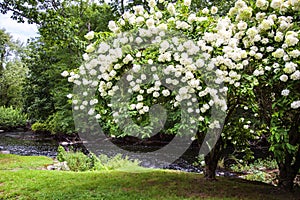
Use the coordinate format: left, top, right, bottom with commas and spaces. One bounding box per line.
0, 154, 299, 200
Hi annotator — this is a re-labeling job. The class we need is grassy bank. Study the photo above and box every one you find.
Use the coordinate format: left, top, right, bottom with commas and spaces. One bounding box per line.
0, 154, 299, 200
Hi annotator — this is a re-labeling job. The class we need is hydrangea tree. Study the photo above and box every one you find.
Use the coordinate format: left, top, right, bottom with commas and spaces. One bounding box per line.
225, 0, 300, 190
65, 0, 300, 188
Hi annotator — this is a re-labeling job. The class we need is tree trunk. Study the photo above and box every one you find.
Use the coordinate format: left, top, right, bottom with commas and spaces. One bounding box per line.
197, 130, 223, 180
204, 138, 223, 180
204, 153, 218, 179
278, 162, 296, 191
278, 114, 300, 191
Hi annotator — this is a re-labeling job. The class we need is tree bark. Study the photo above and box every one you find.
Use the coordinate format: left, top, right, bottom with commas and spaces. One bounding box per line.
278, 114, 300, 191
197, 131, 223, 180
204, 138, 223, 180
278, 162, 296, 191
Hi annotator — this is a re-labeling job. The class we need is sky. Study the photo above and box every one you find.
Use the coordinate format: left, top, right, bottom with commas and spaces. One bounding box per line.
0, 11, 39, 44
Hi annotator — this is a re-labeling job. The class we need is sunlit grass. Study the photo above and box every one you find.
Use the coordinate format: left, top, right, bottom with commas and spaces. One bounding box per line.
0, 154, 299, 200
0, 154, 53, 170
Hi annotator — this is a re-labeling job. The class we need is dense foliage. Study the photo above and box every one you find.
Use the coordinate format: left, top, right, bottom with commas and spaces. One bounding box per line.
0, 106, 27, 130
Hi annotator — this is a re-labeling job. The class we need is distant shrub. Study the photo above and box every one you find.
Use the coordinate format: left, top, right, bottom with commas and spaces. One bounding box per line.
0, 106, 27, 130
56, 146, 140, 172
45, 110, 75, 135
31, 121, 48, 132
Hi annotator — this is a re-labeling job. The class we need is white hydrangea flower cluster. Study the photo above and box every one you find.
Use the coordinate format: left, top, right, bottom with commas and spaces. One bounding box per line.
228, 0, 300, 108
66, 0, 299, 139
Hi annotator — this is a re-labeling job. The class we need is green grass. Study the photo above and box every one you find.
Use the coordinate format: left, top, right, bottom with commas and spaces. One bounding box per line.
0, 154, 53, 170
0, 154, 299, 200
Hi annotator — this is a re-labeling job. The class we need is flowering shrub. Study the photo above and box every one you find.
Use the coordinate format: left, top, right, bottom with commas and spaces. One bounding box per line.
64, 0, 300, 186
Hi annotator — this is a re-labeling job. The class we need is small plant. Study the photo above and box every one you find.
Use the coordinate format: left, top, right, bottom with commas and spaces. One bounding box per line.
94, 154, 141, 171
56, 146, 92, 171
0, 106, 27, 130
56, 146, 67, 162
193, 155, 205, 168
56, 146, 141, 172
230, 157, 278, 185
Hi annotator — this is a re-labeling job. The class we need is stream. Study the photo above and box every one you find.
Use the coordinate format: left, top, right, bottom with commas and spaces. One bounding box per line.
0, 131, 234, 176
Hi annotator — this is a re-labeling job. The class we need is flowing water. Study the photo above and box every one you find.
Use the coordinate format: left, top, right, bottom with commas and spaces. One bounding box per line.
0, 131, 58, 157
0, 131, 235, 175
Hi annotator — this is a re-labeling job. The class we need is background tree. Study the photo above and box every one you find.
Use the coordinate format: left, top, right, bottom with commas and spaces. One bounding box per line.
21, 1, 115, 134
0, 29, 27, 108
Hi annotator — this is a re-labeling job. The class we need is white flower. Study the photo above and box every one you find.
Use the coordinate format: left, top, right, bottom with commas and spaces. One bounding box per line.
132, 64, 141, 72
61, 71, 69, 77
291, 101, 300, 109
266, 46, 274, 52
211, 6, 218, 14
270, 0, 283, 9
259, 19, 274, 30
136, 102, 143, 110
285, 34, 299, 46
272, 48, 285, 58
126, 75, 133, 82
158, 23, 168, 30
134, 5, 144, 15
136, 16, 145, 24
108, 21, 118, 33
253, 69, 261, 76
137, 95, 143, 101
184, 0, 191, 7
82, 53, 89, 61
202, 8, 209, 14
123, 54, 134, 64
153, 91, 160, 98
162, 89, 170, 97
67, 94, 73, 99
84, 31, 95, 40
283, 62, 297, 74
160, 40, 170, 52
290, 70, 300, 80
140, 74, 147, 80
146, 18, 155, 28
289, 50, 300, 58
155, 12, 163, 19
243, 124, 249, 129
143, 106, 150, 112
86, 44, 95, 53
188, 14, 197, 23
88, 109, 95, 116
237, 21, 247, 30
281, 89, 290, 96
167, 3, 176, 15
95, 114, 101, 119
148, 59, 154, 65
279, 74, 288, 82
256, 0, 268, 8
255, 53, 263, 60
148, 0, 156, 7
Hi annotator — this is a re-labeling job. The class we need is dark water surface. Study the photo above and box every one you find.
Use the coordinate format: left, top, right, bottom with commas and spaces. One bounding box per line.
0, 131, 204, 172
0, 131, 238, 175
0, 131, 58, 157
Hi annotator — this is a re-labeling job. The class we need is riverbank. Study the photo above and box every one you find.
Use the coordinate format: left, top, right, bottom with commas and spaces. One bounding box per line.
0, 154, 299, 200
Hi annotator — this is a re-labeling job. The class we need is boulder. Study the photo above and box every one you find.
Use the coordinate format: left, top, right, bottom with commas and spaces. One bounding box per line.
0, 150, 10, 154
